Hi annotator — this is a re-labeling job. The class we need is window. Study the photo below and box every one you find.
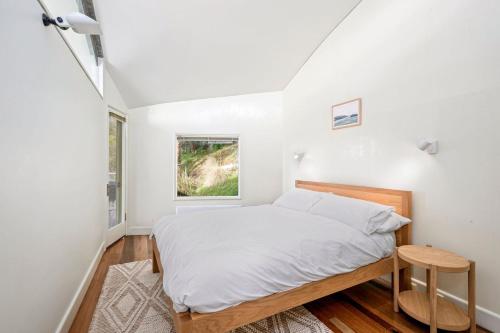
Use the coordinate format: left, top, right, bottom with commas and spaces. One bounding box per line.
41, 0, 104, 95
176, 135, 239, 198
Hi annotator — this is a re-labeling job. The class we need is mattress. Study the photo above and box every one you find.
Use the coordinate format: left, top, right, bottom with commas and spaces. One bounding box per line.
152, 204, 395, 313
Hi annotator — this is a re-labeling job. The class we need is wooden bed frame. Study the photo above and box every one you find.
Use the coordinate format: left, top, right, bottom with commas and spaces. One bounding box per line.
152, 180, 412, 333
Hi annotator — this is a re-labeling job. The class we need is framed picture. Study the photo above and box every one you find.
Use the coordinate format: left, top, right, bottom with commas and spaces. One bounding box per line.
331, 98, 362, 130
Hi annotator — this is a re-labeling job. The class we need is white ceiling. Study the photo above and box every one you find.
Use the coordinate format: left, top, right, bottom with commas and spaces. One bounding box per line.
95, 0, 360, 108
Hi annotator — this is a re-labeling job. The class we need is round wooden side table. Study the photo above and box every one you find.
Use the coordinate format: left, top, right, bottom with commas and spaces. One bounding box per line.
393, 245, 476, 333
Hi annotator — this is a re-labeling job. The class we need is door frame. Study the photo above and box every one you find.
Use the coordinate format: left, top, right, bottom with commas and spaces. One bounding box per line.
107, 106, 128, 246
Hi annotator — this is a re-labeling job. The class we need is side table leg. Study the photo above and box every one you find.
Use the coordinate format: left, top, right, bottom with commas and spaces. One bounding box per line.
429, 265, 438, 333
393, 250, 399, 312
426, 244, 432, 296
469, 261, 476, 333
426, 269, 431, 295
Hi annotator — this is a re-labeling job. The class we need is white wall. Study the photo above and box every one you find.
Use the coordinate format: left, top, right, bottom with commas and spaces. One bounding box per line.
127, 92, 283, 232
283, 0, 500, 326
0, 1, 112, 332
104, 69, 128, 112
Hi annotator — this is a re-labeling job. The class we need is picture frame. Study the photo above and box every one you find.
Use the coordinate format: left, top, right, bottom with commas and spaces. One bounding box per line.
331, 98, 362, 130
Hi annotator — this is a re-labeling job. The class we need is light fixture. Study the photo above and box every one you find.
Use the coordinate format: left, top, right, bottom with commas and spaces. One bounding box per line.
293, 152, 305, 161
417, 139, 438, 154
42, 12, 102, 35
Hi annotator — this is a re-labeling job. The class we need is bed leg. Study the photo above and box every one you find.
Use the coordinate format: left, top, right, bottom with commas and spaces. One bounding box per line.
172, 312, 193, 333
399, 266, 412, 291
152, 251, 159, 273
152, 239, 160, 273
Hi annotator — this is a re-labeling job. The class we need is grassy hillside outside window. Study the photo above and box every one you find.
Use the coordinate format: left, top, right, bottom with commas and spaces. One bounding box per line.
176, 136, 239, 198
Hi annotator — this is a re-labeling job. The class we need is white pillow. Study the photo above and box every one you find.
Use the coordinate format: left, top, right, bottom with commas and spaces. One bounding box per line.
273, 189, 323, 212
309, 194, 394, 235
375, 212, 412, 234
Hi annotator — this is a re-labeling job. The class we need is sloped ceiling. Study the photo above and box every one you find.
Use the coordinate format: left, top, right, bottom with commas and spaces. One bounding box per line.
95, 0, 360, 108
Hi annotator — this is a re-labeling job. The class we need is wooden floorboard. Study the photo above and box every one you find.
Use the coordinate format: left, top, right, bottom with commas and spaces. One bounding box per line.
305, 294, 388, 332
70, 236, 490, 333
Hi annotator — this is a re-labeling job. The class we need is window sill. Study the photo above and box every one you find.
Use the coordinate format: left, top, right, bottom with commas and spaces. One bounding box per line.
174, 196, 241, 201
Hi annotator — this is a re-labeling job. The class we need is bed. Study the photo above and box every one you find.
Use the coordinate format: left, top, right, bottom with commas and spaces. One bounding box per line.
152, 180, 412, 333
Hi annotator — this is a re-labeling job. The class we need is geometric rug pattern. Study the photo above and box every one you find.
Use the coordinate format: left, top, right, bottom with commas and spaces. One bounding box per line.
89, 260, 332, 333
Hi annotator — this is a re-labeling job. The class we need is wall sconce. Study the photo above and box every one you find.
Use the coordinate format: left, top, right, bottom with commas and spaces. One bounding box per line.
417, 139, 438, 154
293, 152, 305, 162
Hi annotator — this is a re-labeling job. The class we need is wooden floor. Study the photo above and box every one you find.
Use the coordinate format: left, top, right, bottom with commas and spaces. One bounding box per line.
70, 236, 489, 333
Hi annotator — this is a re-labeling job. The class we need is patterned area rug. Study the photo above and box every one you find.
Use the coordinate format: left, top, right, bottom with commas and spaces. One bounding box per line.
89, 260, 332, 333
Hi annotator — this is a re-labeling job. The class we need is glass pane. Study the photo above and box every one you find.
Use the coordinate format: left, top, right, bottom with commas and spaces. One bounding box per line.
176, 136, 239, 197
109, 116, 123, 228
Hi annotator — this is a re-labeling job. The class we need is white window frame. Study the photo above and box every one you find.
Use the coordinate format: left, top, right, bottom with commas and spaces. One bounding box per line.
174, 133, 241, 201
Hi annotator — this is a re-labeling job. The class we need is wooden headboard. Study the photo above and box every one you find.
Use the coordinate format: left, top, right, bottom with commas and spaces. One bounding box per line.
296, 180, 412, 247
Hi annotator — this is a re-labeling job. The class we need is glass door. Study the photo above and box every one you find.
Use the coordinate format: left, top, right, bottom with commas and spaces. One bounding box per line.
107, 111, 126, 245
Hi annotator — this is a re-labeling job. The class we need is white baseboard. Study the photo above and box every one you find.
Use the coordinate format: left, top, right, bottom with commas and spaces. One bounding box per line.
55, 241, 106, 333
412, 278, 500, 332
127, 226, 152, 235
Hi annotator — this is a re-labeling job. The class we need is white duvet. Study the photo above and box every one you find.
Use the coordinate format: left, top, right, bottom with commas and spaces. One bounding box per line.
152, 204, 395, 313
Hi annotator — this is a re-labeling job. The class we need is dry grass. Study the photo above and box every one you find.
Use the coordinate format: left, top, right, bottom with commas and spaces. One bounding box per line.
177, 144, 238, 196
